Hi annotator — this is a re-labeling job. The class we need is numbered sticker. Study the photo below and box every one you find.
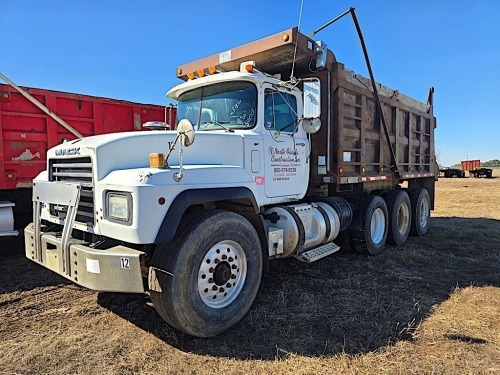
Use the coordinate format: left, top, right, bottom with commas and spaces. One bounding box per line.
120, 257, 130, 269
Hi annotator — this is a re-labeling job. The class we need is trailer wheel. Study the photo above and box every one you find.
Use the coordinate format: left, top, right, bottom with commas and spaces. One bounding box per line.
409, 188, 430, 236
351, 195, 388, 255
384, 190, 411, 246
149, 209, 262, 337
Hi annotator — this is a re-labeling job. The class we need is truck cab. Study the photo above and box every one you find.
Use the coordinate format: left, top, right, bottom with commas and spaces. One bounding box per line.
167, 64, 316, 202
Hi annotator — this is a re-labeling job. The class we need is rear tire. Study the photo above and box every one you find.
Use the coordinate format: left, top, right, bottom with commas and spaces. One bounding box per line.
351, 195, 388, 255
409, 188, 431, 236
385, 190, 411, 246
149, 209, 263, 337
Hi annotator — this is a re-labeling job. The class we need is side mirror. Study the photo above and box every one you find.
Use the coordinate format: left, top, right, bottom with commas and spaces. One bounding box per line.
302, 78, 321, 134
177, 119, 195, 147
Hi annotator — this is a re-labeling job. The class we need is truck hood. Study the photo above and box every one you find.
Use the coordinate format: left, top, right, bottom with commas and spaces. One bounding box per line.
49, 130, 250, 181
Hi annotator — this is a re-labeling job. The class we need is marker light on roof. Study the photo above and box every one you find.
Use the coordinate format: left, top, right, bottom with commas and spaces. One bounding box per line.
240, 61, 255, 73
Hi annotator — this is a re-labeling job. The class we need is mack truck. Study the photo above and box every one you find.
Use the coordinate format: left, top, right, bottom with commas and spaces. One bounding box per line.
25, 26, 436, 337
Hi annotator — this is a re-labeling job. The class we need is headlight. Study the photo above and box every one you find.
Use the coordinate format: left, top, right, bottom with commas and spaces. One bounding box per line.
106, 191, 132, 225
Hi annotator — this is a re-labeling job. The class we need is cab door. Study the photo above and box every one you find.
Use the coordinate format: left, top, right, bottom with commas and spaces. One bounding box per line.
262, 86, 309, 198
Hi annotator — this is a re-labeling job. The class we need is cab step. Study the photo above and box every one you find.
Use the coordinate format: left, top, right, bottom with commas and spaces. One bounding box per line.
298, 242, 340, 263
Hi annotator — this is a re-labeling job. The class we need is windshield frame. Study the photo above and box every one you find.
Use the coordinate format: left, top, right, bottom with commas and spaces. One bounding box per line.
175, 80, 258, 131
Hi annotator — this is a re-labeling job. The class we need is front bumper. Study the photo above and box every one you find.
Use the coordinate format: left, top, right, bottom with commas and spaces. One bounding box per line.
25, 223, 145, 293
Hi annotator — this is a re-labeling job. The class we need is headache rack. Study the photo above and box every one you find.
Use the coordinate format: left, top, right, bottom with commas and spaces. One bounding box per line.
48, 157, 95, 225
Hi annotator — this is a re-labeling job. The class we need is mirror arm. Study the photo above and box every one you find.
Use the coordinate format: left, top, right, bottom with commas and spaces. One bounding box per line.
165, 133, 180, 168
174, 146, 184, 182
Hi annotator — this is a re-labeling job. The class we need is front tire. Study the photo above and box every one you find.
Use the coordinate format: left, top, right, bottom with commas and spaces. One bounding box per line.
351, 195, 388, 255
149, 209, 263, 337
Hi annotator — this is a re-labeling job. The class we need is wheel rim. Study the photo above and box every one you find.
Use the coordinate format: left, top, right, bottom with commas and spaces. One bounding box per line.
371, 207, 386, 244
397, 201, 410, 234
419, 197, 430, 228
198, 240, 247, 309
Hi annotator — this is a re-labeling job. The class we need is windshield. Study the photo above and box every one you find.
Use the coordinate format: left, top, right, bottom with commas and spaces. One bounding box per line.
176, 81, 257, 131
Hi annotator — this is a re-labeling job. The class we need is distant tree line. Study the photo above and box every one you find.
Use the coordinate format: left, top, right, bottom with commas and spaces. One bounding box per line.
451, 159, 500, 168
483, 159, 500, 167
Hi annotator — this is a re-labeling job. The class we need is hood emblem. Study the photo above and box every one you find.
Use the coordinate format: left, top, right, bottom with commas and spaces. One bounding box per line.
55, 147, 81, 156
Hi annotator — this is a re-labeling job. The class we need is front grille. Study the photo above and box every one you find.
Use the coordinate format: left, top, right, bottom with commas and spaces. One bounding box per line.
49, 157, 95, 225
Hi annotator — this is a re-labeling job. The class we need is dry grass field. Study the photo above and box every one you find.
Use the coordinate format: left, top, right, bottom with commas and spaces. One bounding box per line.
1, 174, 499, 374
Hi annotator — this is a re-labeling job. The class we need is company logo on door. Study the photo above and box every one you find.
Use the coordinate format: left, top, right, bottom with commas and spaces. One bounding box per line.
268, 147, 301, 181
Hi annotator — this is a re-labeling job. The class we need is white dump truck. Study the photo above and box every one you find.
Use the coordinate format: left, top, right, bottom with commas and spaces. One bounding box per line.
25, 27, 436, 337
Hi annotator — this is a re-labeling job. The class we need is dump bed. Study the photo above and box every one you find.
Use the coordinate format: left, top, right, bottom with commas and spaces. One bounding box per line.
461, 160, 481, 171
0, 84, 175, 190
177, 27, 436, 185
311, 63, 436, 186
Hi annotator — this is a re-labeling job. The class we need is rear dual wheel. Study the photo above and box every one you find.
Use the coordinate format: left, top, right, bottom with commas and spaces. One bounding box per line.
409, 188, 431, 236
149, 210, 262, 337
385, 190, 411, 246
345, 188, 430, 254
351, 195, 388, 255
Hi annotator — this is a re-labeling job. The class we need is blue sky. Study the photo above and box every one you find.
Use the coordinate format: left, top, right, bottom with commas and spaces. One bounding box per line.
2, 0, 499, 166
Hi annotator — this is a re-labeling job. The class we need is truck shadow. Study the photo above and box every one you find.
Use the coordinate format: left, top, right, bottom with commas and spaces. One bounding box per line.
0, 254, 72, 295
0, 236, 74, 295
94, 216, 500, 359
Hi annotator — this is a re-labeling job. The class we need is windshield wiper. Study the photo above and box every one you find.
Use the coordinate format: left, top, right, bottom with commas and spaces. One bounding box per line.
277, 119, 298, 134
200, 120, 234, 133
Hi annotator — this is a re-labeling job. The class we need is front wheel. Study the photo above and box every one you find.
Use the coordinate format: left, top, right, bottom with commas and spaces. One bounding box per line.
149, 209, 263, 337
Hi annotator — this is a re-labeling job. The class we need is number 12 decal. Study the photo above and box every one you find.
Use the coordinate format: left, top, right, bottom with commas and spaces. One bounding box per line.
120, 257, 130, 269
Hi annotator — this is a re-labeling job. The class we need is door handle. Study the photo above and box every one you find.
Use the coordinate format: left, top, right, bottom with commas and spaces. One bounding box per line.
296, 142, 306, 146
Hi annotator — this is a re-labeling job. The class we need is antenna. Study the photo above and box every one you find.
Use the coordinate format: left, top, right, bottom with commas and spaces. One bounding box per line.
290, 0, 305, 81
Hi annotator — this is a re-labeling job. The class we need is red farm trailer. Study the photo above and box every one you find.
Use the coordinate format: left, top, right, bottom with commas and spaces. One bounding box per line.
0, 81, 175, 236
460, 159, 493, 178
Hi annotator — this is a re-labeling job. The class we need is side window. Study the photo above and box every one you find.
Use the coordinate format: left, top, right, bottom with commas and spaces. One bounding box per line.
264, 89, 298, 132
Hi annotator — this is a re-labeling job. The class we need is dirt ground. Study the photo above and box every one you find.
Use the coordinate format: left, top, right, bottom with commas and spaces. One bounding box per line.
1, 175, 499, 374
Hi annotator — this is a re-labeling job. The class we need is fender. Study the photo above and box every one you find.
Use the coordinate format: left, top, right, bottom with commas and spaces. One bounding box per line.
154, 187, 259, 244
